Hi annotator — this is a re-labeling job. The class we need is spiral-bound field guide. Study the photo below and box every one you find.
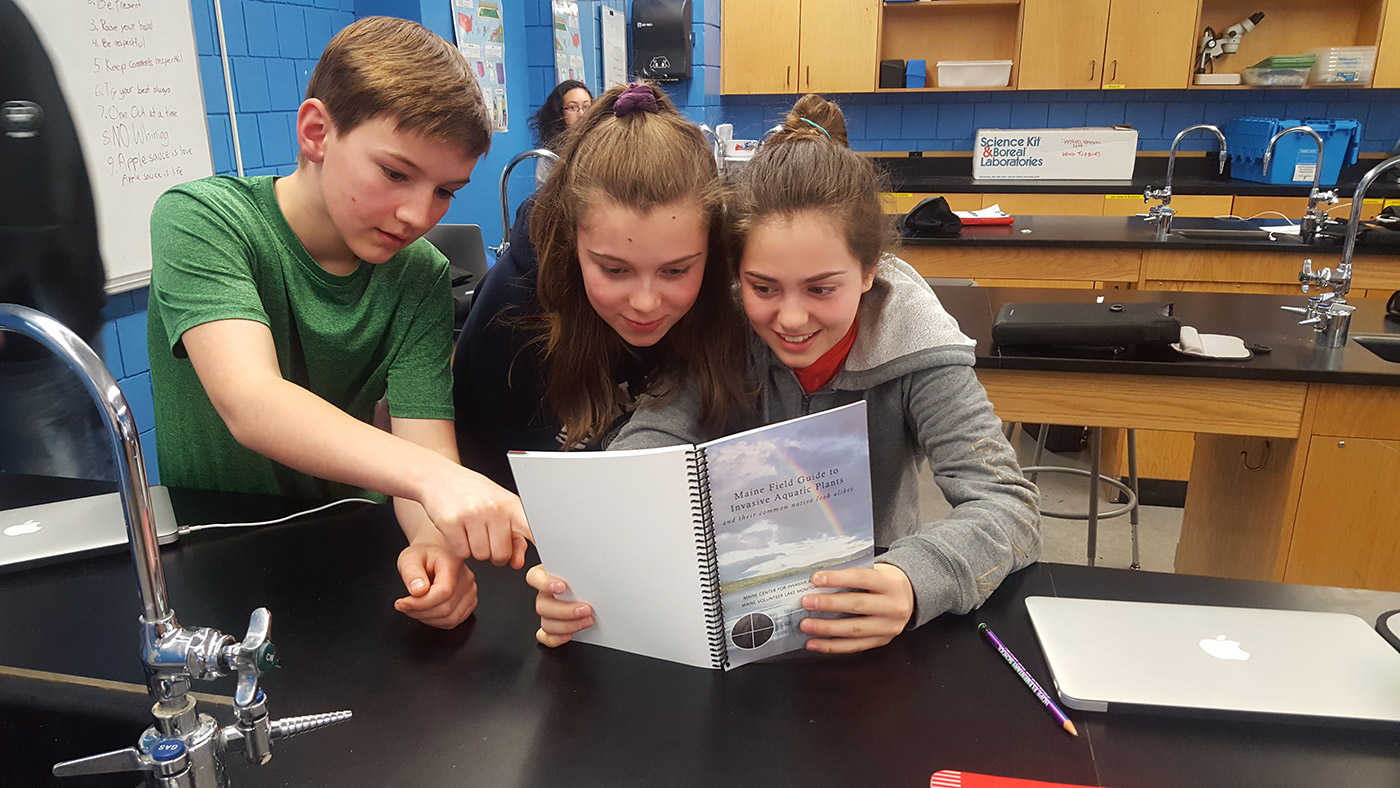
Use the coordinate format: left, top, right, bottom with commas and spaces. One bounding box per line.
508, 401, 875, 670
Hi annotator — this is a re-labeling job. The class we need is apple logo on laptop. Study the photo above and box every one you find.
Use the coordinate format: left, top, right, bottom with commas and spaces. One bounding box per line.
3, 519, 42, 537
1200, 634, 1250, 661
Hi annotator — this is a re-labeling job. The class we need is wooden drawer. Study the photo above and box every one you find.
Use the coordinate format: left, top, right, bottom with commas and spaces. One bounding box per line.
881, 192, 984, 214
899, 246, 1141, 283
980, 193, 1104, 216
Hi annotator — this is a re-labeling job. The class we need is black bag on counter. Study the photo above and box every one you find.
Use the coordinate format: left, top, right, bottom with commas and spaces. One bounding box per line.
900, 196, 962, 238
992, 301, 1180, 348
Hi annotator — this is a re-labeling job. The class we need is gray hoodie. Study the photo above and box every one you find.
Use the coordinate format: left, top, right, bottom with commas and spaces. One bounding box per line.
611, 255, 1042, 628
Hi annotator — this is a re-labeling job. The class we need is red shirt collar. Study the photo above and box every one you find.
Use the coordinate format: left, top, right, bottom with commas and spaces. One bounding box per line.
793, 317, 859, 394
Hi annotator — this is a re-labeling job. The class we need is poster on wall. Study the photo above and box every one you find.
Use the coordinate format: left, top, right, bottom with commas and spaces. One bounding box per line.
600, 6, 627, 90
451, 0, 508, 131
552, 1, 586, 85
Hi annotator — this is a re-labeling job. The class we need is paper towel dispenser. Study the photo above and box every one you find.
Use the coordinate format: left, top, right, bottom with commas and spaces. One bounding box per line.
632, 0, 692, 82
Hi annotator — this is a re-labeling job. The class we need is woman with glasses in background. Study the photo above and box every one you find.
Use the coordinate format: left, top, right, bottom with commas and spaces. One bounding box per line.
530, 79, 593, 186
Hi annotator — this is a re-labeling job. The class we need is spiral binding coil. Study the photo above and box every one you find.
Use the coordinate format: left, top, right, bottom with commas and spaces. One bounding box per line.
687, 448, 728, 669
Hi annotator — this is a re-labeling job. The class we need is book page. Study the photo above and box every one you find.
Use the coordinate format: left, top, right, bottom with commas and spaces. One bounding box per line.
508, 446, 717, 669
699, 401, 875, 668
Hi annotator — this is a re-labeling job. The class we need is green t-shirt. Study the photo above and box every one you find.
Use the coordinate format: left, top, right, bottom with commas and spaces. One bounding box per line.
147, 175, 454, 500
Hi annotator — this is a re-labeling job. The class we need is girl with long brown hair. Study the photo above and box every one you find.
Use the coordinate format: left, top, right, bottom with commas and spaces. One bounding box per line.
532, 94, 1041, 654
453, 82, 749, 490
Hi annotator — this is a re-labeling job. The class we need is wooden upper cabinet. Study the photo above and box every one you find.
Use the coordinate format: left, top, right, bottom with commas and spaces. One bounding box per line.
721, 0, 876, 95
721, 0, 801, 95
1102, 0, 1199, 89
1377, 0, 1400, 88
797, 0, 878, 93
1018, 0, 1112, 90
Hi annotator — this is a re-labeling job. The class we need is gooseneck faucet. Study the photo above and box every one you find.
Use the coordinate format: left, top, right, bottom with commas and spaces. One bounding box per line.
1144, 124, 1229, 240
1282, 153, 1400, 348
0, 304, 350, 787
698, 124, 724, 173
1282, 154, 1400, 348
494, 148, 561, 257
1263, 125, 1337, 242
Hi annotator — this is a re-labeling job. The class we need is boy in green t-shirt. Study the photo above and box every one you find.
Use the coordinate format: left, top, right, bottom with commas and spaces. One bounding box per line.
147, 16, 528, 629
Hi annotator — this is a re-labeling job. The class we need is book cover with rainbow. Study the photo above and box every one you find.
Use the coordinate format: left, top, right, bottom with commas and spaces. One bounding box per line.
701, 401, 874, 668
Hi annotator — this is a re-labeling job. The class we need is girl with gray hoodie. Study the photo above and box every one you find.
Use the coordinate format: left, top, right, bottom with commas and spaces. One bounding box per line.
527, 95, 1041, 654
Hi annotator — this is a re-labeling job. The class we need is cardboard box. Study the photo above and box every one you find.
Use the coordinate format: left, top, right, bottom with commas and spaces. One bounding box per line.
973, 127, 1139, 181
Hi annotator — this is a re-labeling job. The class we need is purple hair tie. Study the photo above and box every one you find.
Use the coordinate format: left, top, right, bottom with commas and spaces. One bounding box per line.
613, 83, 658, 117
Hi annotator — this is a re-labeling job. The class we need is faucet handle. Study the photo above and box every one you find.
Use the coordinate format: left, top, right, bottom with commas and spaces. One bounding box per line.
54, 740, 188, 781
223, 608, 277, 708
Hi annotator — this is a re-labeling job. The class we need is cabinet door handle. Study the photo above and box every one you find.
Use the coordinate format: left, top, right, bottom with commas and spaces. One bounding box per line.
805, 65, 810, 88
786, 65, 791, 90
1110, 60, 1118, 81
1089, 60, 1097, 82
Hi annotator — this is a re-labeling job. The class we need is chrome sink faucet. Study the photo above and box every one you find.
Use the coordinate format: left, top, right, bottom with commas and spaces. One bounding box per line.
0, 304, 350, 788
1263, 125, 1337, 242
493, 148, 561, 257
1144, 124, 1228, 240
1282, 154, 1400, 348
698, 124, 724, 173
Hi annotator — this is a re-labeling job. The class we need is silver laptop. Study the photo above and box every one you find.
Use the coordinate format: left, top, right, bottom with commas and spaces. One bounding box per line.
1025, 596, 1400, 725
0, 487, 179, 572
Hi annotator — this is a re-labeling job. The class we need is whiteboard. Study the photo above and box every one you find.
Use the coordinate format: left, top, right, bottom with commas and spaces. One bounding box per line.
600, 6, 627, 92
15, 0, 215, 293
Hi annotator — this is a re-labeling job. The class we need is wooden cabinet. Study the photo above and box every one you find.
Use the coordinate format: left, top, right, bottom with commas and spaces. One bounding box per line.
1378, 0, 1400, 88
720, 0, 801, 94
1101, 0, 1199, 89
1287, 436, 1400, 590
1019, 0, 1196, 90
1018, 0, 1112, 90
720, 0, 877, 95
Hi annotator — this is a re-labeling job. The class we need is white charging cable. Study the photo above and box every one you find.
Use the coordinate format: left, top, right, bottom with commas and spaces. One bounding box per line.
177, 497, 379, 536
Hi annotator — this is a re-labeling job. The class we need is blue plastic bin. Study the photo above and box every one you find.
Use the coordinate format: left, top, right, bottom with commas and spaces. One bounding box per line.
1225, 117, 1361, 186
905, 59, 926, 89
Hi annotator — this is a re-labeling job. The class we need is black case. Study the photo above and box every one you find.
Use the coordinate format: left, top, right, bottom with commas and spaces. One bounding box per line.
992, 302, 1180, 347
879, 59, 905, 89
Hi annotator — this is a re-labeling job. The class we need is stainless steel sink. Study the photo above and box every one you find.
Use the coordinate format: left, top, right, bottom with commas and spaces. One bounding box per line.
1352, 334, 1400, 363
1171, 229, 1305, 243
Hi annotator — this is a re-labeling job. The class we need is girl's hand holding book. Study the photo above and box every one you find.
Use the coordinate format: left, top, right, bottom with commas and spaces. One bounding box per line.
799, 565, 915, 654
527, 564, 595, 647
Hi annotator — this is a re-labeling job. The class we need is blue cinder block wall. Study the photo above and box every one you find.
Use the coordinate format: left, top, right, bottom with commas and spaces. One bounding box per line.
97, 0, 1400, 483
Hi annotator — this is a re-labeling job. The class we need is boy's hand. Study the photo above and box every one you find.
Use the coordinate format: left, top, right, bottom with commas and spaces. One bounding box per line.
798, 564, 915, 654
395, 539, 479, 629
421, 469, 532, 568
526, 564, 594, 647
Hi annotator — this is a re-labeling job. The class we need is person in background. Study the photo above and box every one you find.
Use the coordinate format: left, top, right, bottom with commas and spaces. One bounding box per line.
146, 17, 528, 630
0, 0, 114, 482
530, 94, 1042, 653
529, 79, 592, 186
452, 82, 750, 491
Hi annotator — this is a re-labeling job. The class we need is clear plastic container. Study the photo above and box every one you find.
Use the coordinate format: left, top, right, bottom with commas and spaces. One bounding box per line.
936, 60, 1013, 88
1309, 46, 1377, 84
1241, 66, 1310, 86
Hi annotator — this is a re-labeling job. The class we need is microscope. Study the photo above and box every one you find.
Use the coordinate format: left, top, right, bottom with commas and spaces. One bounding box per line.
1195, 12, 1265, 85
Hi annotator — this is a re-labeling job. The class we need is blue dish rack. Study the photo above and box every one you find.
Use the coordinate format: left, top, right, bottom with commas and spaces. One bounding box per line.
1225, 117, 1361, 186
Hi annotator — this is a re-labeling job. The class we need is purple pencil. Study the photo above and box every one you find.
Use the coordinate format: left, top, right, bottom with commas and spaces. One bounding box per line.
979, 623, 1079, 737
